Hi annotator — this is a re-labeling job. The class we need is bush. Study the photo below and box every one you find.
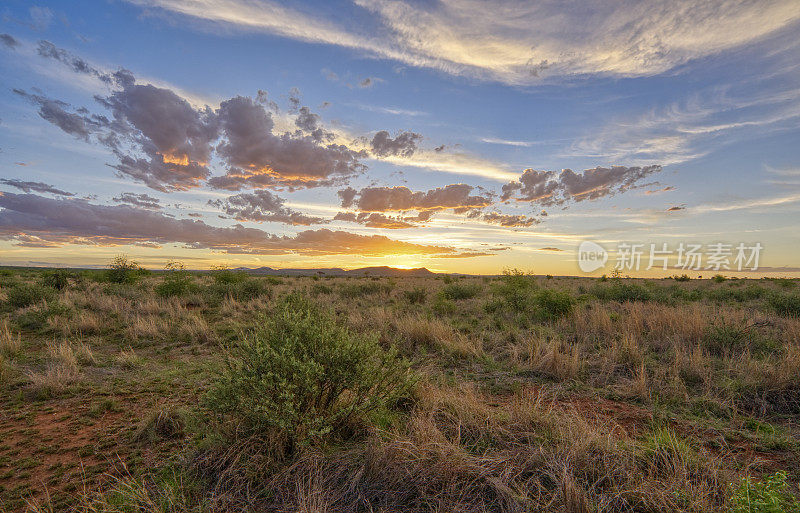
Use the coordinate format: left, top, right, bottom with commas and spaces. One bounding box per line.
155, 261, 195, 298
712, 274, 727, 283
205, 294, 413, 454
105, 255, 144, 284
493, 269, 536, 312
39, 269, 73, 290
590, 282, 653, 302
211, 266, 248, 285
672, 274, 692, 282
532, 289, 574, 321
730, 471, 800, 513
404, 286, 427, 304
207, 278, 270, 302
6, 283, 56, 308
768, 292, 800, 317
439, 282, 481, 301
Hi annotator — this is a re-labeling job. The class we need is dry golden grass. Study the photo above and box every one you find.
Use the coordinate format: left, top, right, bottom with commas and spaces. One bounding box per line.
0, 319, 21, 356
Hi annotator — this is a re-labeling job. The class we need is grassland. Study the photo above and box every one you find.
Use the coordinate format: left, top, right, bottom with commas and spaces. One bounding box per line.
0, 263, 799, 512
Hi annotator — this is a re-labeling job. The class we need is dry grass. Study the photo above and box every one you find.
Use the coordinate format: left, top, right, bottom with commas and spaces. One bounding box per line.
0, 319, 21, 356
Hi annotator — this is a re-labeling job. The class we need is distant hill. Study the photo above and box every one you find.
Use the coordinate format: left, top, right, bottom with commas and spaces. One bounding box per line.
235, 266, 436, 277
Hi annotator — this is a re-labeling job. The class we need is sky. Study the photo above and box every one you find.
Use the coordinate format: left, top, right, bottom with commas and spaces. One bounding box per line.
0, 0, 799, 276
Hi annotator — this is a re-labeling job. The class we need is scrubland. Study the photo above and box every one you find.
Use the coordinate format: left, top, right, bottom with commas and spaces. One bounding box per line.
1, 262, 799, 512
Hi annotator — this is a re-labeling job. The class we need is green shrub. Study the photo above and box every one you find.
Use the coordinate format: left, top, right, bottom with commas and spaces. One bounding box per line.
39, 269, 73, 290
105, 255, 144, 284
730, 471, 800, 513
205, 294, 413, 453
768, 292, 800, 317
6, 283, 56, 308
493, 269, 536, 312
672, 274, 692, 282
155, 261, 196, 298
439, 282, 481, 301
702, 322, 777, 356
310, 283, 334, 295
404, 286, 427, 304
590, 282, 652, 302
207, 278, 270, 302
712, 274, 727, 283
211, 266, 248, 285
532, 288, 574, 321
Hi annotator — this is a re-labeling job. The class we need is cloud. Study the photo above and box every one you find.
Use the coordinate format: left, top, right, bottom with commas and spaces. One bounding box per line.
645, 186, 676, 195
1, 33, 20, 49
209, 189, 327, 225
37, 40, 114, 84
477, 211, 540, 228
667, 205, 685, 211
0, 178, 74, 197
131, 0, 800, 84
370, 130, 422, 158
347, 184, 492, 213
14, 88, 102, 140
539, 247, 563, 251
333, 211, 416, 229
112, 192, 162, 209
210, 96, 366, 190
29, 6, 54, 30
0, 192, 458, 256
22, 44, 373, 192
502, 165, 663, 205
481, 137, 533, 147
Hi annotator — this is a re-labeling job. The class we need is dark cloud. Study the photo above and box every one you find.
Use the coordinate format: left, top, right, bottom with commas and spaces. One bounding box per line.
349, 184, 492, 212
14, 89, 101, 140
539, 247, 563, 252
209, 189, 326, 226
370, 130, 422, 158
1, 33, 19, 49
210, 96, 366, 190
435, 251, 493, 258
478, 211, 540, 228
37, 40, 113, 84
338, 187, 358, 209
294, 105, 333, 142
667, 205, 685, 211
112, 192, 161, 209
502, 165, 663, 205
333, 211, 415, 229
0, 178, 74, 197
359, 77, 373, 88
0, 192, 457, 257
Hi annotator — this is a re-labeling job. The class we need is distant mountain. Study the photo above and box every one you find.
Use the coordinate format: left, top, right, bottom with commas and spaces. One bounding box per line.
235, 266, 436, 277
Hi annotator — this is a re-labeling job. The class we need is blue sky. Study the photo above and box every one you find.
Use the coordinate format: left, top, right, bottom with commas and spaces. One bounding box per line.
1, 0, 799, 275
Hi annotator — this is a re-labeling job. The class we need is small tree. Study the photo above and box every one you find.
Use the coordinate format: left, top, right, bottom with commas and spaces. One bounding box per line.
155, 261, 194, 297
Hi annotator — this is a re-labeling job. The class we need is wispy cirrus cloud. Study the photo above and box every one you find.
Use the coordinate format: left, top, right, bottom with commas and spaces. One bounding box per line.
129, 0, 800, 84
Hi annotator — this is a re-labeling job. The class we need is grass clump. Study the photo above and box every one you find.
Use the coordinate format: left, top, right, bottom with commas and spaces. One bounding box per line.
338, 281, 394, 299
210, 265, 248, 285
205, 294, 413, 455
730, 471, 800, 513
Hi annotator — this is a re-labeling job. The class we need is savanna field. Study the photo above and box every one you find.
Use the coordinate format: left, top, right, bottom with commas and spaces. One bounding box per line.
1, 261, 799, 512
